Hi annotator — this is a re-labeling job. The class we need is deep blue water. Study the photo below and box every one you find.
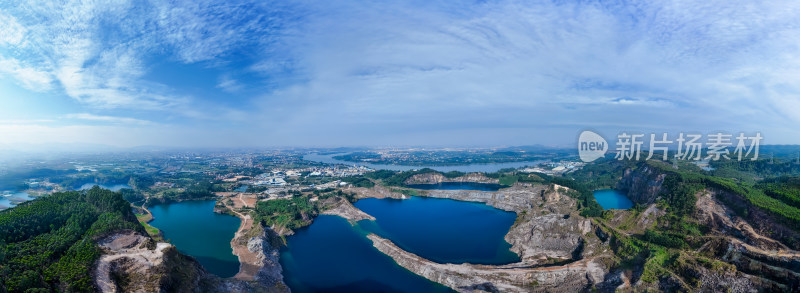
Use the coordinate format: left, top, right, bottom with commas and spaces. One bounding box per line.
406, 182, 506, 191
355, 197, 519, 264
592, 189, 634, 210
148, 200, 241, 278
280, 215, 455, 293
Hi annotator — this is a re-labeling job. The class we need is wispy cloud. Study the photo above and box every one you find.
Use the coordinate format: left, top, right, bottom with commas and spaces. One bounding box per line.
217, 74, 243, 92
242, 0, 800, 145
64, 113, 154, 125
0, 58, 53, 91
0, 0, 285, 111
0, 11, 25, 46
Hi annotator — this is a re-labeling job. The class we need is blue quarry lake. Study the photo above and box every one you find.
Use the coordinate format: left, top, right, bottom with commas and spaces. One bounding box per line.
280, 215, 455, 293
281, 196, 518, 292
356, 196, 519, 264
406, 182, 506, 191
592, 189, 634, 210
148, 200, 241, 278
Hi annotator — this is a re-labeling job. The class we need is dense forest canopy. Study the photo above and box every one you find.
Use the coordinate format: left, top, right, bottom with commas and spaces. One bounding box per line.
0, 187, 143, 292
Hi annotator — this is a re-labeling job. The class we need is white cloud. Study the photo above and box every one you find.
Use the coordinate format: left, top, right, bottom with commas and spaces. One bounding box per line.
0, 12, 25, 46
64, 113, 154, 125
216, 74, 243, 92
0, 0, 283, 111
0, 58, 53, 91
243, 0, 800, 143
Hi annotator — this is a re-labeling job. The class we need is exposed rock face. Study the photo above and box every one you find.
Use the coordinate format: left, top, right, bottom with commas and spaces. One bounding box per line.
94, 230, 289, 293
506, 213, 591, 262
420, 184, 553, 212
696, 190, 790, 251
698, 237, 800, 292
695, 185, 800, 252
95, 230, 222, 293
321, 198, 376, 222
95, 231, 173, 293
246, 225, 290, 291
368, 234, 611, 293
404, 172, 499, 185
695, 190, 800, 291
616, 165, 666, 205
345, 184, 407, 199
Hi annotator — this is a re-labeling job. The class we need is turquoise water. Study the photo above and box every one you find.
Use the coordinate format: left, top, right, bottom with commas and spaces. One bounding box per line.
592, 189, 634, 210
406, 182, 506, 191
280, 215, 455, 293
355, 197, 519, 264
78, 183, 131, 191
148, 200, 241, 278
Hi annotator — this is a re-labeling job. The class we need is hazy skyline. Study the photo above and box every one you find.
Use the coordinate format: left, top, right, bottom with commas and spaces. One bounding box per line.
1, 0, 800, 149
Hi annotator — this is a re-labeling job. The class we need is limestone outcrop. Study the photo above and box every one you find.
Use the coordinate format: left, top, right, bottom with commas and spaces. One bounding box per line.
404, 172, 500, 185
368, 234, 611, 293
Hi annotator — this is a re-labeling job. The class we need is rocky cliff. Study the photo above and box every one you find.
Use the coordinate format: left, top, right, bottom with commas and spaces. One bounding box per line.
419, 183, 548, 212
368, 234, 611, 293
694, 190, 800, 291
94, 229, 289, 293
240, 224, 289, 291
321, 198, 376, 222
616, 165, 666, 205
344, 184, 408, 199
404, 172, 499, 185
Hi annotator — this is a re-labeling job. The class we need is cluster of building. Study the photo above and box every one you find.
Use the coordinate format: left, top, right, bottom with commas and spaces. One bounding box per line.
520, 161, 585, 175
307, 165, 370, 177
251, 173, 288, 186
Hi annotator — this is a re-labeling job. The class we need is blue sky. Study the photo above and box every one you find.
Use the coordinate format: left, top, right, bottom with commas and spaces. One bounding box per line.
1, 0, 799, 149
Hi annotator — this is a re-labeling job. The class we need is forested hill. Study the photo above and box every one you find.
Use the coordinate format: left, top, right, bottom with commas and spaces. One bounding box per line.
0, 187, 144, 292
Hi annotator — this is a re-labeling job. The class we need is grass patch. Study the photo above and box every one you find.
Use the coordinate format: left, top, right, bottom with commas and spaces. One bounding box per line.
391, 188, 425, 197
136, 213, 162, 240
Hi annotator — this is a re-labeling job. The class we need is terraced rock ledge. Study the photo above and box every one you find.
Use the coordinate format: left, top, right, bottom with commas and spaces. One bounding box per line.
368, 233, 609, 293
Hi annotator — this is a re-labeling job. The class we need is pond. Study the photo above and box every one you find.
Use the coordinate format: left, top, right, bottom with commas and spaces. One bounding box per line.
592, 189, 634, 210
